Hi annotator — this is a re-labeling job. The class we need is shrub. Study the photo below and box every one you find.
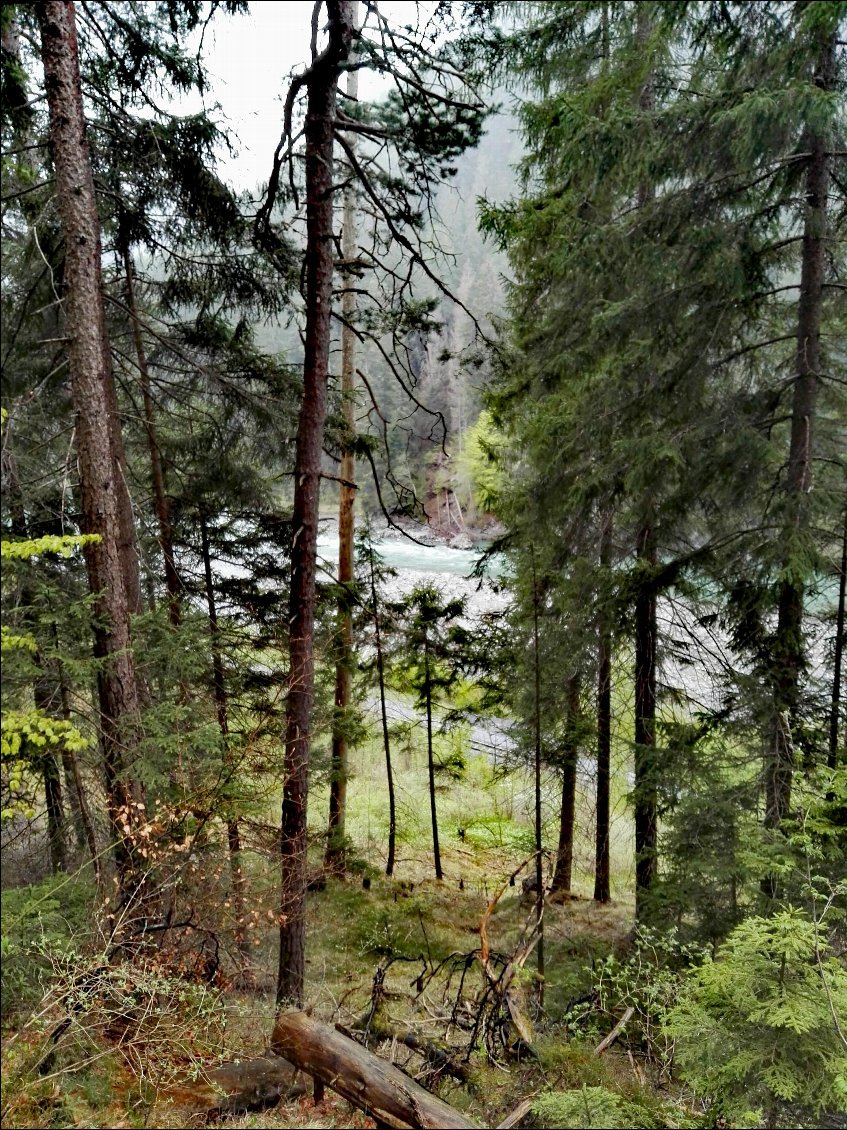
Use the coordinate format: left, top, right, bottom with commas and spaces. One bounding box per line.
665, 908, 847, 1128
1, 876, 94, 1021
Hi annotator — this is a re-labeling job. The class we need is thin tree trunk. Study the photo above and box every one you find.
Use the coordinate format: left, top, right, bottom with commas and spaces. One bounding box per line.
551, 674, 581, 895
326, 2, 360, 874
767, 29, 834, 836
369, 546, 396, 876
829, 505, 846, 770
42, 748, 67, 874
424, 633, 443, 880
634, 523, 657, 921
103, 350, 142, 618
277, 0, 354, 1009
38, 0, 142, 907
199, 512, 247, 955
594, 514, 612, 904
123, 244, 181, 626
530, 546, 544, 1003
55, 635, 101, 880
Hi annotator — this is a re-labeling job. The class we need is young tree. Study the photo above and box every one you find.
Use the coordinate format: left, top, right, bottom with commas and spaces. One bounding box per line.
356, 524, 398, 875
392, 584, 466, 881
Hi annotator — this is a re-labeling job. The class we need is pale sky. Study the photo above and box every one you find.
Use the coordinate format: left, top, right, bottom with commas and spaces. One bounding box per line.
196, 1, 428, 191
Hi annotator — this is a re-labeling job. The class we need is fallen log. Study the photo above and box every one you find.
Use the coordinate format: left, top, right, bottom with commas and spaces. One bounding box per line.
358, 1020, 473, 1084
271, 1009, 480, 1129
593, 1005, 635, 1056
164, 1052, 308, 1118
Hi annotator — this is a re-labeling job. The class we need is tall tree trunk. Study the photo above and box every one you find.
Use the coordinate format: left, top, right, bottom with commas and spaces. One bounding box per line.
123, 245, 182, 626
199, 512, 247, 956
424, 633, 443, 881
104, 351, 142, 619
277, 0, 354, 1008
634, 524, 657, 921
530, 546, 544, 1001
767, 29, 834, 834
551, 675, 581, 895
369, 546, 396, 876
38, 0, 142, 907
594, 513, 612, 903
633, 7, 658, 923
829, 504, 846, 770
326, 1, 360, 874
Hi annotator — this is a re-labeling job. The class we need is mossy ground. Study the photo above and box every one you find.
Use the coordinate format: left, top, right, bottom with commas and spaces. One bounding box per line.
1, 705, 643, 1129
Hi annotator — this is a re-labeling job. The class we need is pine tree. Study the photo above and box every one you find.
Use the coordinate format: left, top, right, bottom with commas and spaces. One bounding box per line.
255, 0, 491, 1005
391, 584, 466, 881
37, 0, 143, 906
479, 0, 846, 921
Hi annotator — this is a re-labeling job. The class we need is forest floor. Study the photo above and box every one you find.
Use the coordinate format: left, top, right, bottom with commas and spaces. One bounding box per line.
1, 709, 645, 1130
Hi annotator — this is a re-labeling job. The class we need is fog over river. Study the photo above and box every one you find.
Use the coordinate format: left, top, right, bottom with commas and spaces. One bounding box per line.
317, 521, 836, 741
214, 519, 836, 767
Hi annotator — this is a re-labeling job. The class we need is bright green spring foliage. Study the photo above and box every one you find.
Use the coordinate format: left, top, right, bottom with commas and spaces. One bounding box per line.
0, 533, 99, 560
533, 1086, 656, 1129
0, 530, 95, 821
665, 908, 847, 1127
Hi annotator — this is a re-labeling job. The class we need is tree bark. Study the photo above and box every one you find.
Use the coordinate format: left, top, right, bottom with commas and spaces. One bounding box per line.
594, 513, 612, 903
38, 0, 142, 905
326, 1, 360, 873
103, 348, 142, 619
530, 546, 544, 1000
551, 674, 580, 895
634, 523, 657, 921
369, 545, 397, 875
424, 632, 443, 880
277, 0, 354, 1008
199, 512, 247, 955
123, 245, 181, 626
829, 505, 846, 770
42, 748, 67, 874
55, 635, 101, 880
633, 7, 658, 923
270, 1011, 480, 1129
767, 28, 834, 831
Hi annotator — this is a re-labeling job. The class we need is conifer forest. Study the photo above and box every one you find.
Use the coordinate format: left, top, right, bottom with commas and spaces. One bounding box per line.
2, 2, 846, 1128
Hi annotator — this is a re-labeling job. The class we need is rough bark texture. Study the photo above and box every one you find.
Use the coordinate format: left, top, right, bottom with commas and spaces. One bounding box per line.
270, 1011, 480, 1129
38, 0, 141, 902
594, 515, 612, 903
326, 2, 360, 873
829, 507, 846, 770
768, 29, 834, 827
551, 675, 580, 894
278, 0, 354, 1008
634, 524, 657, 920
124, 246, 181, 626
633, 7, 658, 922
